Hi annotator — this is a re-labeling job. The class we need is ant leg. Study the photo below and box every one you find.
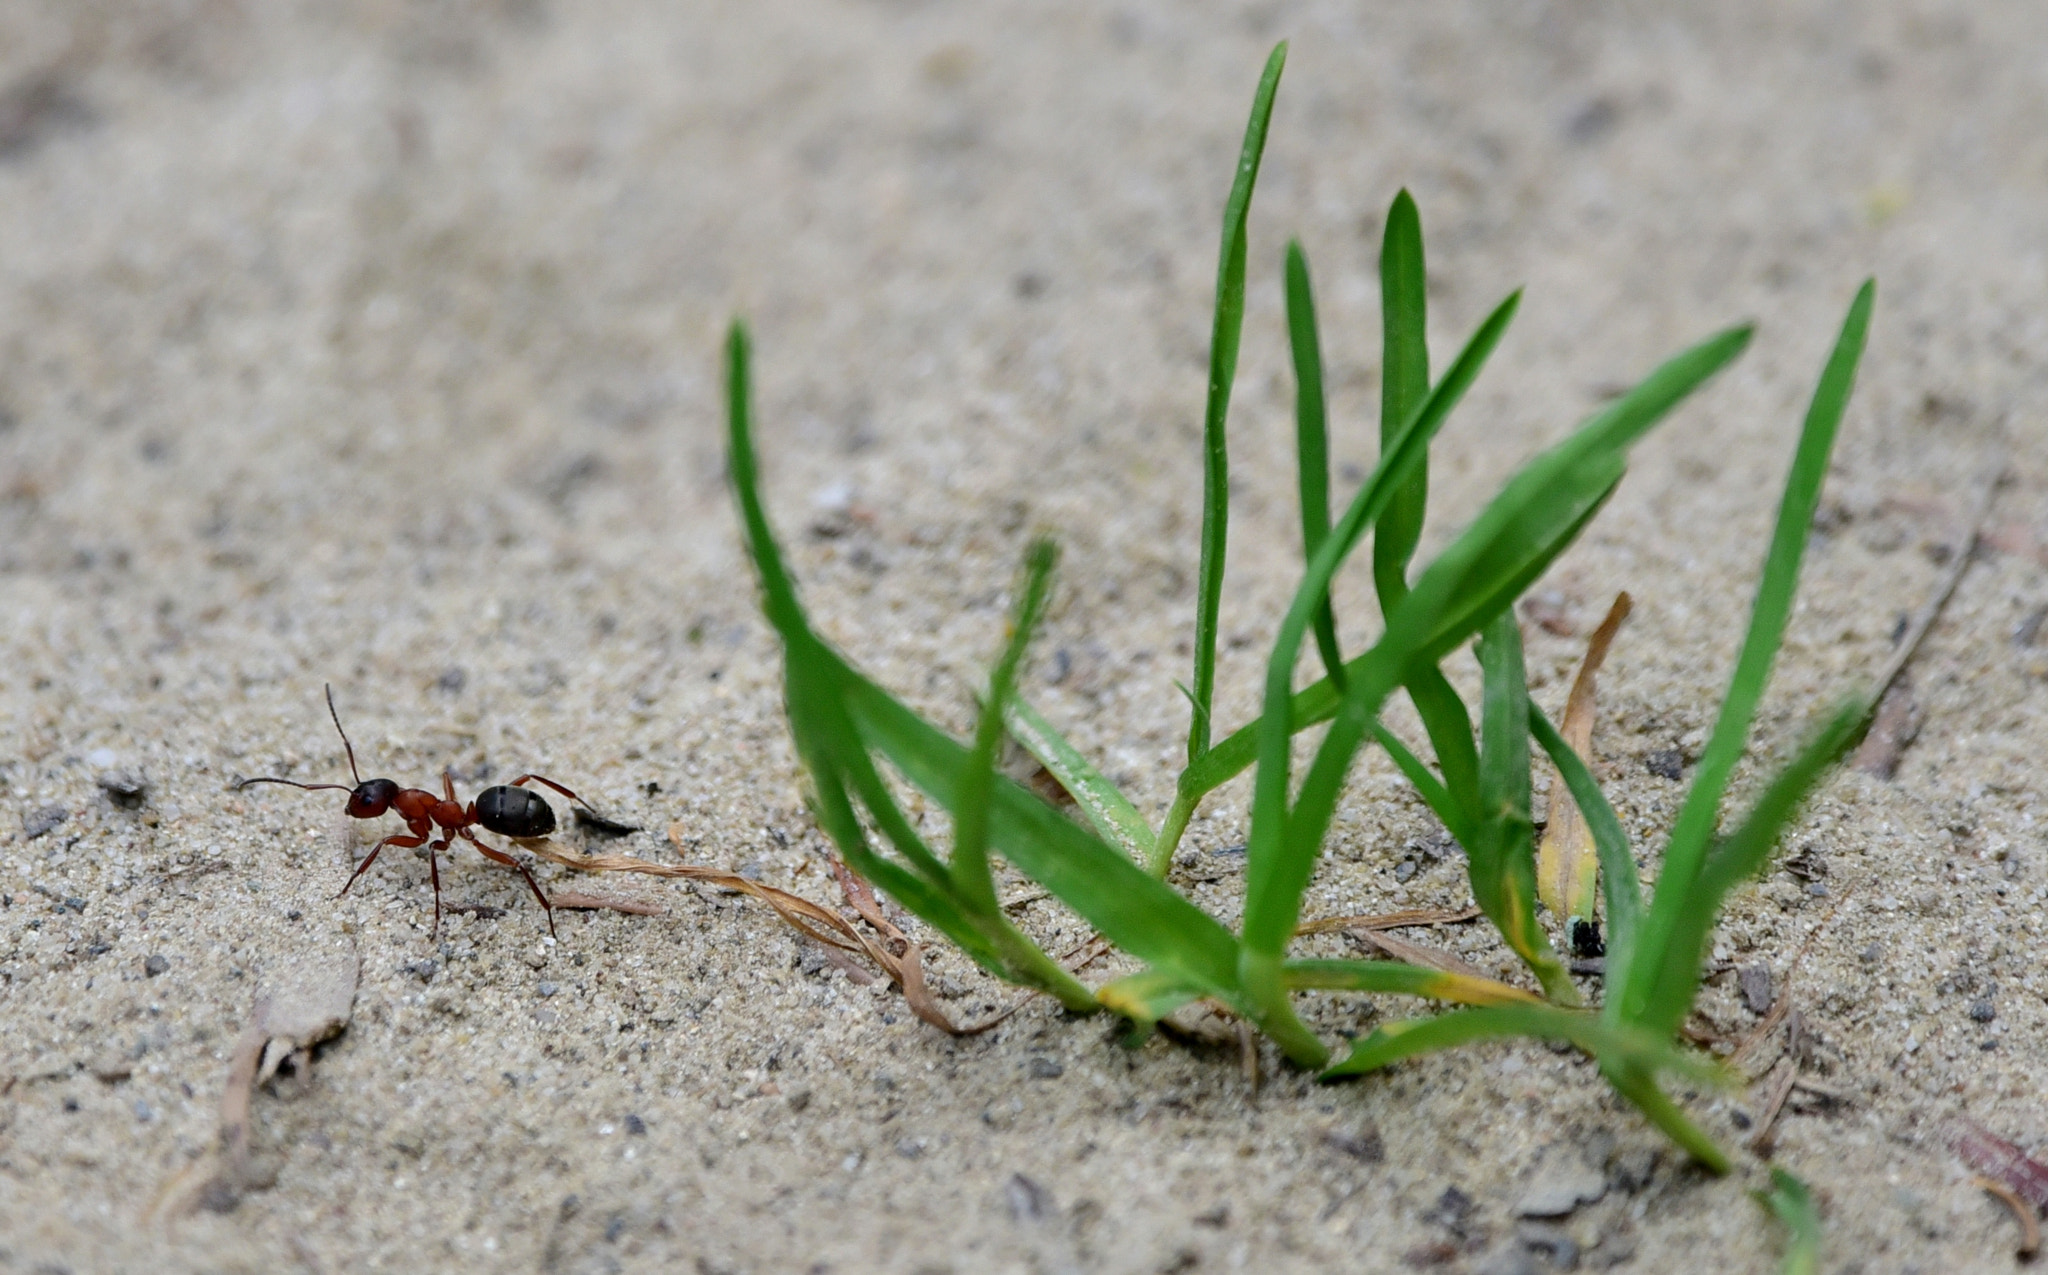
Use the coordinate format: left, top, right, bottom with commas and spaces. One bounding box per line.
462, 828, 557, 939
505, 773, 596, 812
339, 832, 427, 898
427, 839, 448, 941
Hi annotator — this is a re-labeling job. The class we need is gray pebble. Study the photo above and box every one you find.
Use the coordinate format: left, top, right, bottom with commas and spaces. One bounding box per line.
97, 771, 148, 807
1645, 749, 1684, 780
1005, 1172, 1052, 1222
1026, 1056, 1064, 1079
1968, 998, 1996, 1023
1738, 963, 1774, 1015
143, 954, 169, 978
1516, 1165, 1607, 1218
537, 981, 558, 997
23, 805, 67, 839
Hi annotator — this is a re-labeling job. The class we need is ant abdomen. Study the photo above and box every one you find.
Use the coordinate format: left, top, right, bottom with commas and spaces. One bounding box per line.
475, 784, 557, 839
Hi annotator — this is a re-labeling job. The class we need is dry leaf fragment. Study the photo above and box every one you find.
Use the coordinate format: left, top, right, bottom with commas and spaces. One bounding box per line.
1950, 1119, 2048, 1212
1851, 675, 1922, 779
549, 891, 665, 916
1536, 592, 1631, 947
1295, 906, 1482, 935
1973, 1174, 2043, 1259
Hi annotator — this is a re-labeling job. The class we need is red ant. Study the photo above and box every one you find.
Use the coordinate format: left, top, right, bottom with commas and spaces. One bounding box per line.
238, 685, 596, 939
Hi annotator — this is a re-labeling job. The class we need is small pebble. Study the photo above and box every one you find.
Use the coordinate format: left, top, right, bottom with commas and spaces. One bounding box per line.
1026, 1056, 1064, 1079
624, 1113, 647, 1136
1322, 1125, 1385, 1162
1738, 963, 1774, 1015
1968, 998, 1996, 1023
133, 1099, 154, 1122
1006, 1172, 1051, 1222
144, 954, 169, 978
23, 805, 67, 839
1645, 749, 1684, 780
97, 771, 149, 807
1516, 1165, 1607, 1218
537, 981, 558, 997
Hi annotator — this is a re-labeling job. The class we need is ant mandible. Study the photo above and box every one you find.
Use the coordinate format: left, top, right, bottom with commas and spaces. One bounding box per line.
238, 684, 596, 939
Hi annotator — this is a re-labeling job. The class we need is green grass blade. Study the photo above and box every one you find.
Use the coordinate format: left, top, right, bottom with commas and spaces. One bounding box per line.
780, 646, 1017, 975
1757, 1167, 1823, 1275
1283, 958, 1542, 1007
1179, 318, 1746, 859
1474, 611, 1574, 1001
1603, 1061, 1732, 1174
1322, 1003, 1719, 1082
1286, 239, 1346, 690
954, 540, 1059, 910
1188, 40, 1288, 764
726, 321, 814, 645
1529, 702, 1642, 981
1375, 188, 1429, 608
1402, 668, 1480, 811
1005, 695, 1156, 865
1625, 282, 1872, 1022
839, 660, 1244, 994
1368, 720, 1469, 846
1177, 474, 1608, 809
1235, 320, 1745, 801
729, 320, 1091, 1007
1637, 700, 1863, 1037
1096, 967, 1206, 1030
1240, 289, 1522, 960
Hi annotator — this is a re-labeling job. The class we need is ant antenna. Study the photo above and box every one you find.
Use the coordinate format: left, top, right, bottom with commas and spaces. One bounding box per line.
236, 776, 351, 793
324, 683, 364, 786
233, 684, 363, 794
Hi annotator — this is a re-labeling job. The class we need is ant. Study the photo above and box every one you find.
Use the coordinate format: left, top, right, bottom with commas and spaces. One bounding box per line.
238, 685, 596, 939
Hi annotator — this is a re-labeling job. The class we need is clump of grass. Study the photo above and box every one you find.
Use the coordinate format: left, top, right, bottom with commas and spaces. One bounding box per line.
722, 41, 1874, 1172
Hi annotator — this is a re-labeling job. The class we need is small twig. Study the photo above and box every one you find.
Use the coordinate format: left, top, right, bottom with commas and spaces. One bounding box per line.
1348, 928, 1500, 983
1731, 993, 1795, 1075
1866, 465, 2003, 705
1296, 905, 1482, 936
549, 892, 664, 916
1000, 888, 1051, 911
1746, 1057, 1798, 1156
1974, 1174, 2043, 1260
1789, 1076, 1854, 1104
1237, 1020, 1261, 1100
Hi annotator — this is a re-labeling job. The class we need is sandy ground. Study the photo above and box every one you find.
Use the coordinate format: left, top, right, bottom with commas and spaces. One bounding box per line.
2, 2, 2045, 1271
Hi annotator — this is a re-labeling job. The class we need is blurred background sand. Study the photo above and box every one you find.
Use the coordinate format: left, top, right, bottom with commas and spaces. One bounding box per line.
1, 2, 2045, 1269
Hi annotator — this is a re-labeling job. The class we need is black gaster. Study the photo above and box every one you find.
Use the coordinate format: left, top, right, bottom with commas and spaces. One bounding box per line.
475, 785, 556, 838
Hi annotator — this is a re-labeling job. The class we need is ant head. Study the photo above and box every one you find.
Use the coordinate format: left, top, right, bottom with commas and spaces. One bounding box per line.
345, 777, 400, 819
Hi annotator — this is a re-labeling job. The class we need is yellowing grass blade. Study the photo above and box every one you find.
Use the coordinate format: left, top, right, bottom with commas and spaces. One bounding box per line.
1536, 591, 1631, 942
